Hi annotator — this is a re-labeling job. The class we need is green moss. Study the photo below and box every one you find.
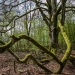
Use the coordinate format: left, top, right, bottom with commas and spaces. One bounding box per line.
40, 59, 50, 64
50, 48, 56, 55
56, 21, 72, 73
20, 54, 31, 63
0, 34, 61, 64
69, 55, 75, 65
7, 48, 52, 73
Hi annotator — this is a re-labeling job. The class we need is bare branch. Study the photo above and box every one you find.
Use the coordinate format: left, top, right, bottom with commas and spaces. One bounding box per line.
0, 7, 39, 27
66, 6, 75, 8
55, 0, 67, 16
33, 0, 50, 26
0, 26, 14, 33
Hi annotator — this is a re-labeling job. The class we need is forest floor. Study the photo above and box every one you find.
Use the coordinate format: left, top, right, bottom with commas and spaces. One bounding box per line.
0, 50, 75, 75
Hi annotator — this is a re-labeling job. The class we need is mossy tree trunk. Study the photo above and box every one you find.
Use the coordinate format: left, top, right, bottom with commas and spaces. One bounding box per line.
34, 0, 67, 53
55, 21, 72, 73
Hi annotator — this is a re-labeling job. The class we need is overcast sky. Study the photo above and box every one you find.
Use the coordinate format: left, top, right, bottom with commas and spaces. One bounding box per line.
18, 0, 60, 14
42, 0, 60, 3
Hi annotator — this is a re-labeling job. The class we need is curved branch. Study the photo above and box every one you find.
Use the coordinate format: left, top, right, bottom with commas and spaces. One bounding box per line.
0, 35, 62, 65
0, 41, 52, 73
0, 8, 39, 27
0, 15, 19, 27
8, 49, 52, 73
58, 21, 72, 63
56, 21, 72, 73
0, 26, 14, 33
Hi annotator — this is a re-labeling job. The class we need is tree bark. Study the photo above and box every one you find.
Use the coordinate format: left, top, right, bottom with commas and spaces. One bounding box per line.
49, 0, 58, 53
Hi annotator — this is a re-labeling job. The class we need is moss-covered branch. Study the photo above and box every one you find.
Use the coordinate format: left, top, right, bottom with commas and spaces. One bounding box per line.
58, 21, 72, 63
0, 20, 72, 74
56, 21, 72, 73
0, 35, 61, 65
69, 55, 75, 65
7, 49, 52, 73
0, 39, 53, 73
70, 55, 75, 59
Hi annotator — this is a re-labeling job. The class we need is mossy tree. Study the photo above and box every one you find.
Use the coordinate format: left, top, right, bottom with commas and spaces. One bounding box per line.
0, 0, 75, 74
0, 21, 72, 73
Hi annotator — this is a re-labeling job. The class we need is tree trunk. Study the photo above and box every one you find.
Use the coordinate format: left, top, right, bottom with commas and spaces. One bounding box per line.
49, 20, 58, 49
49, 16, 59, 53
49, 0, 58, 53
